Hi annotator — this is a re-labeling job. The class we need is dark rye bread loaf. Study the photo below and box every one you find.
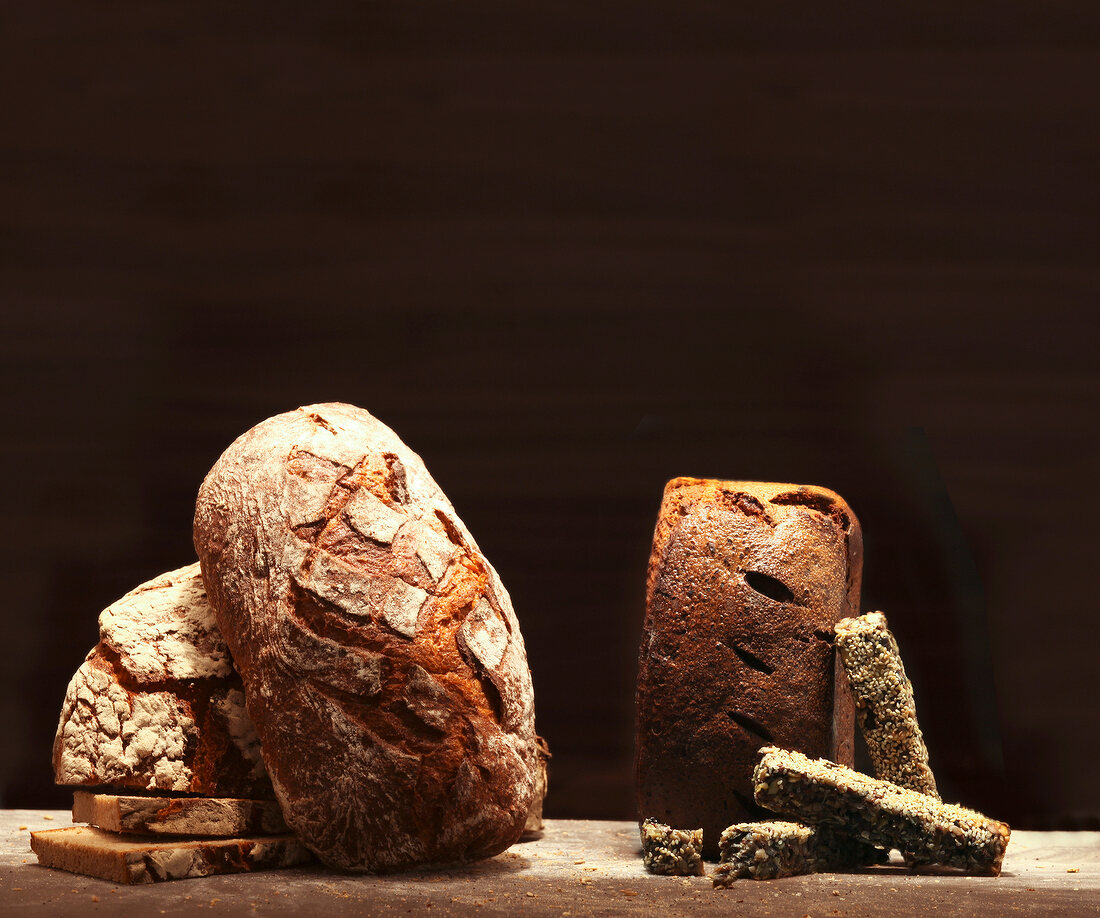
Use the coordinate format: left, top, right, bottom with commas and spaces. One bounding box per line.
636, 479, 861, 857
53, 564, 271, 799
193, 403, 541, 872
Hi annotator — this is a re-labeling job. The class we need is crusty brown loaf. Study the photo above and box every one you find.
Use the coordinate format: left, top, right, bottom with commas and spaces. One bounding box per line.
52, 564, 272, 799
193, 403, 540, 872
636, 479, 861, 857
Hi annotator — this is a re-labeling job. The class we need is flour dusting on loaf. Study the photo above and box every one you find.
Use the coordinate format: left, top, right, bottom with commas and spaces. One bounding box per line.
193, 403, 541, 872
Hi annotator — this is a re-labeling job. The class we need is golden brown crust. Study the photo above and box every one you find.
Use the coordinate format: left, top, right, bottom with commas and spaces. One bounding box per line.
636, 479, 861, 857
193, 404, 539, 872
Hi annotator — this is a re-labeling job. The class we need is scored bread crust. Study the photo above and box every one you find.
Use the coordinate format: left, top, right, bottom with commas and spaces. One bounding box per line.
193, 403, 540, 872
636, 478, 861, 857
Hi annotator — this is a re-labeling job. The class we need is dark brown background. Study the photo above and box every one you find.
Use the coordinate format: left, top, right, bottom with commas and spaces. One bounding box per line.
2, 3, 1098, 829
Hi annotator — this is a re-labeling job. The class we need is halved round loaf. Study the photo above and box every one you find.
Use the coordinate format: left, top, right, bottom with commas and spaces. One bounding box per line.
193, 403, 540, 871
52, 563, 271, 799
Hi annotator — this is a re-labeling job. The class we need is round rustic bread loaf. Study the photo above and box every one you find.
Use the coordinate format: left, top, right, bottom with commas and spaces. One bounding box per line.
193, 403, 540, 872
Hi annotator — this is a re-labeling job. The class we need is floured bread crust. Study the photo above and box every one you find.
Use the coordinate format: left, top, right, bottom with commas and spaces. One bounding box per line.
52, 564, 271, 798
193, 403, 541, 872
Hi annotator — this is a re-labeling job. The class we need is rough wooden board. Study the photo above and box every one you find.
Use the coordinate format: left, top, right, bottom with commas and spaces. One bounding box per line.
2, 813, 1098, 915
72, 791, 288, 836
29, 825, 311, 884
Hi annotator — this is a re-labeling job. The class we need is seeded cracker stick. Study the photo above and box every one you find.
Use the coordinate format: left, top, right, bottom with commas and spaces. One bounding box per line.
753, 747, 1010, 876
835, 611, 938, 797
640, 818, 705, 876
712, 821, 887, 885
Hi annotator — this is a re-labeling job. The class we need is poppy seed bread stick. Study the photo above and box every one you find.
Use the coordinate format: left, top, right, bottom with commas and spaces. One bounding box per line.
713, 820, 886, 884
753, 747, 1010, 876
835, 611, 937, 797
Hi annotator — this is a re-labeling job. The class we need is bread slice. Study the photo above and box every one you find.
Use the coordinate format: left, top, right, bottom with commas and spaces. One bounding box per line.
30, 825, 311, 884
72, 791, 287, 836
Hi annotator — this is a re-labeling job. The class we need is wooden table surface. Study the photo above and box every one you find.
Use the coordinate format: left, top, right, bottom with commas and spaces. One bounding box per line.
2, 811, 1097, 916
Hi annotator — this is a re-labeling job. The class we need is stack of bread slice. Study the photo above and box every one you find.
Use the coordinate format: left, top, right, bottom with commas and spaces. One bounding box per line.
32, 791, 309, 884
33, 564, 312, 883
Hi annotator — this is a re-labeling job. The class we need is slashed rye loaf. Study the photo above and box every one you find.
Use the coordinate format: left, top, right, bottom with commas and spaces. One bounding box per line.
52, 564, 271, 798
636, 479, 861, 856
194, 403, 542, 872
